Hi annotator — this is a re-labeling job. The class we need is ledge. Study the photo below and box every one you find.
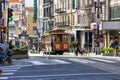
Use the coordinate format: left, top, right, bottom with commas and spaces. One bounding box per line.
12, 54, 29, 59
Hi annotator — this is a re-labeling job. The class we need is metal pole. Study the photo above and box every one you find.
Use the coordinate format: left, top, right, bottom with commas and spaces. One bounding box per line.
94, 0, 101, 55
0, 2, 2, 43
7, 9, 9, 44
0, 31, 2, 43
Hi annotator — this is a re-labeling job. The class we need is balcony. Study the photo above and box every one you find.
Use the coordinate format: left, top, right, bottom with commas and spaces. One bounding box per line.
55, 22, 69, 27
55, 8, 66, 13
43, 0, 53, 7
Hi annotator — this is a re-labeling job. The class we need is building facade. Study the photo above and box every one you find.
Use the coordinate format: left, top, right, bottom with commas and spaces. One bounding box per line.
25, 7, 38, 48
37, 0, 120, 51
103, 0, 120, 47
54, 0, 76, 45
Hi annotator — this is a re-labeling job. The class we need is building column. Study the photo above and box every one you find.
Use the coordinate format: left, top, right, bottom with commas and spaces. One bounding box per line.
81, 31, 85, 48
107, 31, 109, 47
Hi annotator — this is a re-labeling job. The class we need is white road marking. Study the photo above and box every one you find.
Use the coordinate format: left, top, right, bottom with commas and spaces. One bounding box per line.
68, 58, 95, 63
2, 72, 14, 75
9, 73, 117, 79
0, 77, 8, 79
2, 70, 17, 72
91, 58, 116, 63
1, 67, 21, 70
29, 60, 45, 65
52, 59, 70, 64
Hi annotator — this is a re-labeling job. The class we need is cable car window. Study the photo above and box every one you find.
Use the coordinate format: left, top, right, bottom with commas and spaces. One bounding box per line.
63, 35, 68, 42
57, 34, 62, 42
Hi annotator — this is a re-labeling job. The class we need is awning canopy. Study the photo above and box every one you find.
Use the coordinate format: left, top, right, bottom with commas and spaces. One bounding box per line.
103, 21, 120, 30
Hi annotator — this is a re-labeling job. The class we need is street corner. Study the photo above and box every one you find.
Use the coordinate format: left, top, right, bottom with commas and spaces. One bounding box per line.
1, 61, 16, 66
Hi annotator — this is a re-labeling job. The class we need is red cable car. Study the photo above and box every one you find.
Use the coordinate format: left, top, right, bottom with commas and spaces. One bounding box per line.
41, 29, 69, 55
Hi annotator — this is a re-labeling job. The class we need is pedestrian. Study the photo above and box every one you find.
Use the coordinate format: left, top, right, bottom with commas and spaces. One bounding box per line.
109, 38, 114, 48
6, 48, 13, 64
5, 41, 13, 64
15, 37, 19, 48
0, 47, 4, 64
0, 47, 7, 65
113, 39, 119, 56
32, 45, 36, 52
75, 39, 82, 56
100, 40, 104, 49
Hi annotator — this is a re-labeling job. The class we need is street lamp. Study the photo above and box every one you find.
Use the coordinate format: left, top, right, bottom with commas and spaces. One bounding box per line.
94, 0, 104, 55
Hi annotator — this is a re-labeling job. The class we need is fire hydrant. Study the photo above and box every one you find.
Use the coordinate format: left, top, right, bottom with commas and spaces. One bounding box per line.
0, 69, 2, 76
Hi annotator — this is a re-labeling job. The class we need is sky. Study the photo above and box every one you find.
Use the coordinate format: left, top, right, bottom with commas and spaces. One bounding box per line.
25, 0, 33, 7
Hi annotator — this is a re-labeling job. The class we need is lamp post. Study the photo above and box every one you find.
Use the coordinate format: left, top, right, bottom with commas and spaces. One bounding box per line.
94, 0, 104, 55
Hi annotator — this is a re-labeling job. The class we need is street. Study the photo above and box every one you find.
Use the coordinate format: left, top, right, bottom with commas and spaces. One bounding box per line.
1, 55, 120, 80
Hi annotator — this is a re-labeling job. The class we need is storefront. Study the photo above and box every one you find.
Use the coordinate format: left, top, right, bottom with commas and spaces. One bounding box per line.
102, 21, 120, 47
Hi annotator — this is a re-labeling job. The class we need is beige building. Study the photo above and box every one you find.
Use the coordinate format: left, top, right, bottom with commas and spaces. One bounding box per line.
103, 0, 120, 47
26, 7, 38, 37
53, 0, 76, 45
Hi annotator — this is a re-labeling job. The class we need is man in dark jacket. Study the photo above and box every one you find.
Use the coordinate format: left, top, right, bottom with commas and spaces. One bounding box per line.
113, 39, 119, 56
75, 39, 82, 56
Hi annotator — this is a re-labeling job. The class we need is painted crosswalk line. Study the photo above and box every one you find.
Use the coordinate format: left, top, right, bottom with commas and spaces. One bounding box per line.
28, 60, 46, 65
68, 58, 95, 63
0, 77, 8, 80
90, 58, 116, 63
51, 59, 71, 64
2, 72, 14, 76
1, 66, 21, 76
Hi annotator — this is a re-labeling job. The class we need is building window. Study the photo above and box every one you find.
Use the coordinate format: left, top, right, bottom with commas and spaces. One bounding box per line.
78, 15, 80, 24
33, 0, 37, 22
72, 0, 75, 9
110, 6, 120, 19
44, 0, 50, 4
33, 27, 37, 34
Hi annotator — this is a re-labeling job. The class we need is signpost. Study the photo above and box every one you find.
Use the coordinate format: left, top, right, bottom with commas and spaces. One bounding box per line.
0, 18, 3, 26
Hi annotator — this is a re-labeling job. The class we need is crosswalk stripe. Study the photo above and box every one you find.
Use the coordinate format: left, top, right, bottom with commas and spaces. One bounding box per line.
52, 59, 70, 64
91, 58, 116, 63
1, 67, 21, 70
68, 58, 95, 63
2, 70, 17, 72
29, 60, 45, 65
2, 72, 14, 76
0, 77, 8, 79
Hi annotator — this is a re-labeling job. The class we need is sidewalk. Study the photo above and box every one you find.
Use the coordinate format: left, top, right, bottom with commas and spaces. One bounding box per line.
28, 51, 102, 57
28, 51, 120, 59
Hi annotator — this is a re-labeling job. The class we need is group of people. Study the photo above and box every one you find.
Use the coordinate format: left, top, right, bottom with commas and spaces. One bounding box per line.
0, 42, 13, 65
109, 38, 119, 49
109, 38, 119, 56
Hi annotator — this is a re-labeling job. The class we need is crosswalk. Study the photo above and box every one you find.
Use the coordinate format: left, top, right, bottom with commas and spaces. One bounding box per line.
0, 66, 21, 80
27, 57, 120, 66
0, 57, 120, 79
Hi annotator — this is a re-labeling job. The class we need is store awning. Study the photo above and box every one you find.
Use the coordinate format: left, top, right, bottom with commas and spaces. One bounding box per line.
103, 21, 120, 30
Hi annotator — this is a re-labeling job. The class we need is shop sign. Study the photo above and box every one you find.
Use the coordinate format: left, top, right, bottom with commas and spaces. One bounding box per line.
90, 23, 97, 30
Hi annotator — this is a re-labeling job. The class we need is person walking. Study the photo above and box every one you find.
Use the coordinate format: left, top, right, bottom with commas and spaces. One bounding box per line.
109, 38, 114, 48
113, 39, 119, 56
75, 39, 82, 56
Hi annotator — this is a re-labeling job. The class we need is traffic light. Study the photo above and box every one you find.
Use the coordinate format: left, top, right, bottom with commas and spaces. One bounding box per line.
0, 27, 6, 33
8, 8, 13, 22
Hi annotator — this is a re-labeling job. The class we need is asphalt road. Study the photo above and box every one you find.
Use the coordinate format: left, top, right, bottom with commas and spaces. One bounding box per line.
1, 56, 120, 80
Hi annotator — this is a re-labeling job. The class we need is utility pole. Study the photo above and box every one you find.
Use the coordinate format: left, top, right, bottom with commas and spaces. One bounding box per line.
7, 8, 13, 44
0, 2, 2, 43
94, 0, 104, 55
